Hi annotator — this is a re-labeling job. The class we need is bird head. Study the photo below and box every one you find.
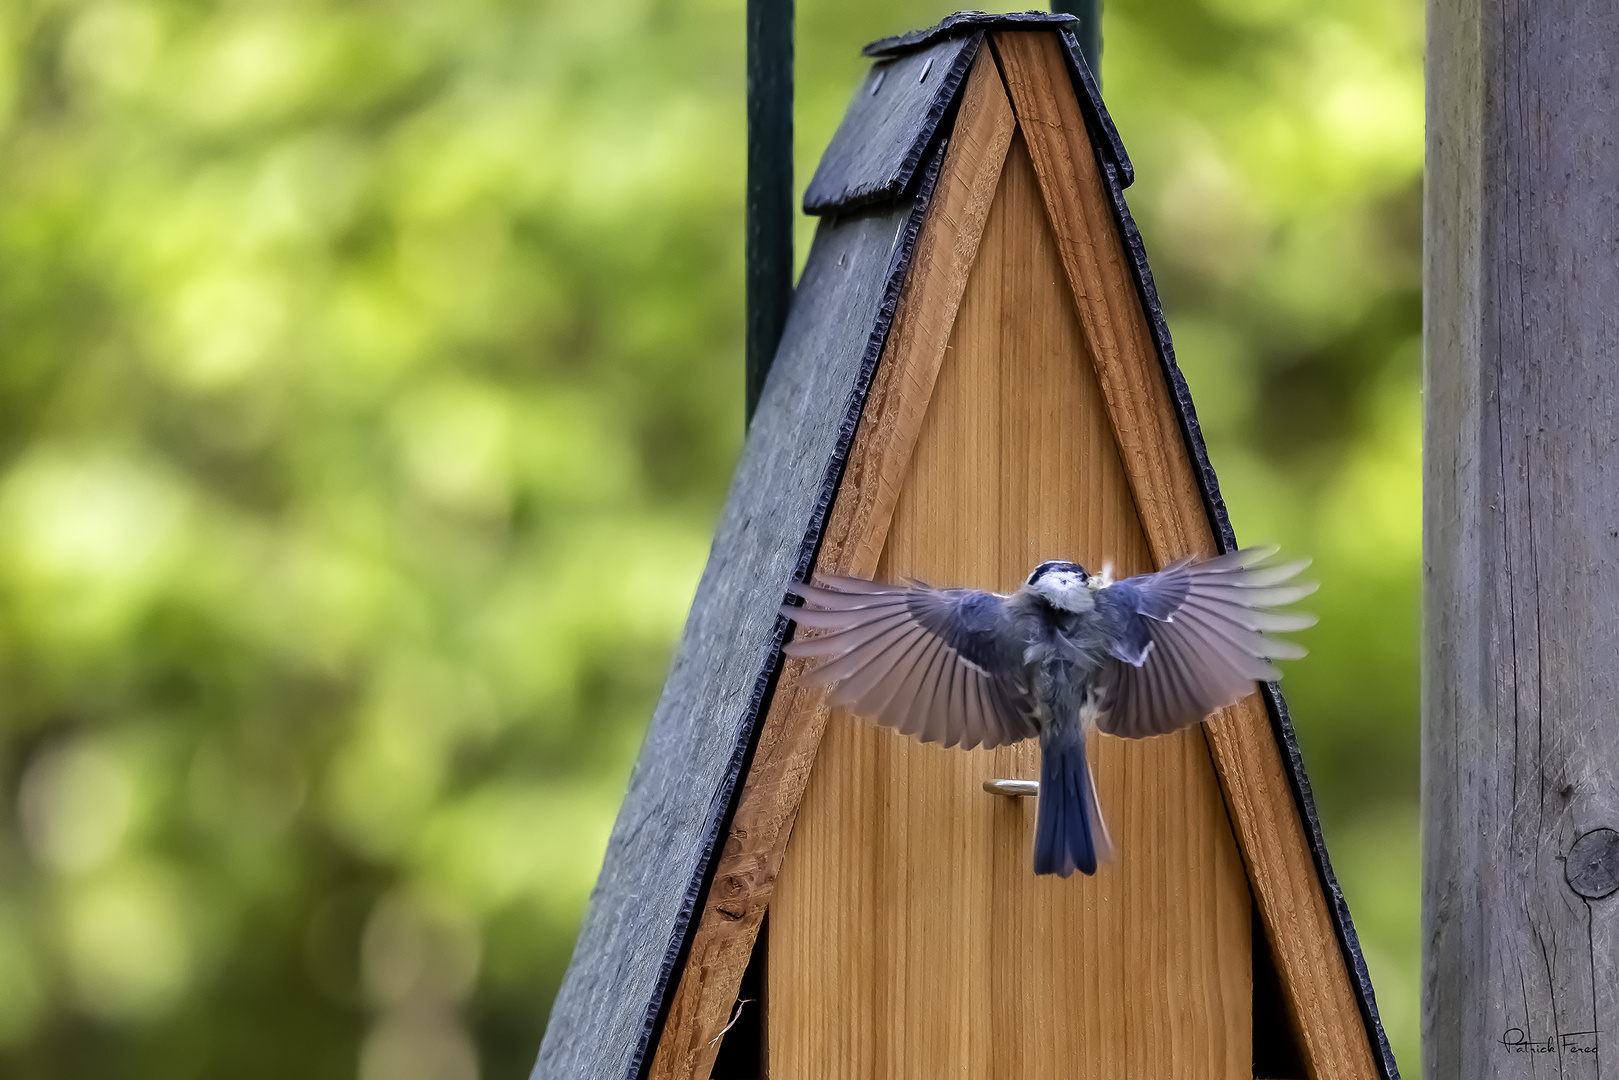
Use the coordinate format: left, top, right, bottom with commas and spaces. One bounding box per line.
1026, 560, 1094, 612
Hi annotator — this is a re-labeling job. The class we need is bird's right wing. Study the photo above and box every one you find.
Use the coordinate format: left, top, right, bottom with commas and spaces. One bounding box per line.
780, 576, 1038, 751
1093, 547, 1316, 739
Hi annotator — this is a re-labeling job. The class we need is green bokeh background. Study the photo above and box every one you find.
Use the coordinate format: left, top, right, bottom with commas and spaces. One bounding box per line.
0, 0, 1421, 1076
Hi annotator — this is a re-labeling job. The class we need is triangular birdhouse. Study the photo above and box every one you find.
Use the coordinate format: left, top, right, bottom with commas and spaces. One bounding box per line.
535, 14, 1397, 1080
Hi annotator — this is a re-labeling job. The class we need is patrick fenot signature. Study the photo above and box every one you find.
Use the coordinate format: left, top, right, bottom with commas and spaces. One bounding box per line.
1500, 1028, 1600, 1055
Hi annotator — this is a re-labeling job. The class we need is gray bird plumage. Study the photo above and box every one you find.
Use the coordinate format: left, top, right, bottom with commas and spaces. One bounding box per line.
780, 546, 1316, 877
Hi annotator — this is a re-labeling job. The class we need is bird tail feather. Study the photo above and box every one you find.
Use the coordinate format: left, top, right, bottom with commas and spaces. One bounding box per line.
1033, 739, 1110, 877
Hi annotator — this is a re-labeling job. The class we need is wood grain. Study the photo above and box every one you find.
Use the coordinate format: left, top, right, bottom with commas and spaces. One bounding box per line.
992, 29, 1381, 1080
769, 133, 1252, 1080
1424, 0, 1619, 1076
645, 52, 1016, 1080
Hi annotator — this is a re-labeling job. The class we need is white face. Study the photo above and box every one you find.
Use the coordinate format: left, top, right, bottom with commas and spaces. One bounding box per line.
1031, 569, 1094, 612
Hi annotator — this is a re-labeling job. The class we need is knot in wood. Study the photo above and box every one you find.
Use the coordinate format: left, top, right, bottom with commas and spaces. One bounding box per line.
1565, 828, 1619, 900
714, 873, 751, 921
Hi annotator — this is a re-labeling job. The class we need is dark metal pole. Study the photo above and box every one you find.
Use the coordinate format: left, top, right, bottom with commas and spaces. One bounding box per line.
744, 0, 794, 427
1052, 0, 1102, 85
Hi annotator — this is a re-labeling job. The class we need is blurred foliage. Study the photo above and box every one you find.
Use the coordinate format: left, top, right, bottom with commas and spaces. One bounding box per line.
0, 0, 1419, 1077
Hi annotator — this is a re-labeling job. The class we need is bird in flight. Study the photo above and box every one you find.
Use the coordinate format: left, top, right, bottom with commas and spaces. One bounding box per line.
780, 546, 1315, 877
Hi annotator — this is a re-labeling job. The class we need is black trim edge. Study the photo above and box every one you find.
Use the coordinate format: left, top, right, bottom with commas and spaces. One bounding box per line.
1089, 142, 1401, 1080
624, 140, 950, 1080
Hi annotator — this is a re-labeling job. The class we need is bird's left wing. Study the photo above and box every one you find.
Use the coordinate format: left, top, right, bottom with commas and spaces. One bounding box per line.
1092, 547, 1316, 739
780, 576, 1038, 751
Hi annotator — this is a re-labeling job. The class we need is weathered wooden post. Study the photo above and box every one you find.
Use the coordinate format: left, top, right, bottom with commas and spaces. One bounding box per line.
1424, 0, 1619, 1075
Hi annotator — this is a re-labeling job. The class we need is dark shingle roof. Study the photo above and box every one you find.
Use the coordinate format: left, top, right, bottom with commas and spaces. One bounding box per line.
860, 12, 1134, 187
861, 9, 1074, 57
803, 33, 982, 215
534, 140, 947, 1080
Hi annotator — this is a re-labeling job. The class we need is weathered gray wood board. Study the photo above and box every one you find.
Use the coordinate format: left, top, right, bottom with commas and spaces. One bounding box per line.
532, 180, 933, 1080
801, 33, 977, 214
1424, 0, 1619, 1076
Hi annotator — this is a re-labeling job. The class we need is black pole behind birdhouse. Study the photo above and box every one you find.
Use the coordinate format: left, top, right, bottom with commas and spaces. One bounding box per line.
744, 0, 794, 427
1052, 0, 1101, 84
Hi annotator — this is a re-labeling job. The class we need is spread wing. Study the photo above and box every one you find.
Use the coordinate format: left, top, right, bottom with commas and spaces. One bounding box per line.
1093, 547, 1316, 739
780, 576, 1038, 751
